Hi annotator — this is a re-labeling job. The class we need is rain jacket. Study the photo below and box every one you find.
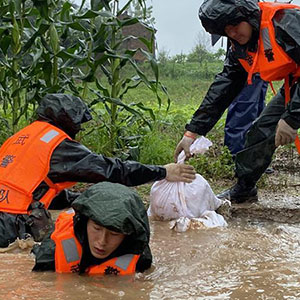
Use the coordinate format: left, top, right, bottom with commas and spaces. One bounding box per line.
37, 94, 166, 188
186, 0, 300, 135
33, 182, 152, 274
0, 94, 165, 248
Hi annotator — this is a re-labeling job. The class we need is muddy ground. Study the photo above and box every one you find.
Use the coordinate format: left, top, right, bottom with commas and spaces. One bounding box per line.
217, 146, 300, 224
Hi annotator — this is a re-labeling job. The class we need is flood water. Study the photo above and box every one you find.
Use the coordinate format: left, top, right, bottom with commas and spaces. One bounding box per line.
1, 218, 300, 300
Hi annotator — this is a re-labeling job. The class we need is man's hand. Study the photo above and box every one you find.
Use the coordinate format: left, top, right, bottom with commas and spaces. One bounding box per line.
164, 163, 196, 183
174, 131, 197, 162
275, 119, 297, 147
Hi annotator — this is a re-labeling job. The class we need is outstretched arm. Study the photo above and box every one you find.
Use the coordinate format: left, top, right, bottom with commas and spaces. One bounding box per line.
49, 140, 195, 186
175, 49, 247, 161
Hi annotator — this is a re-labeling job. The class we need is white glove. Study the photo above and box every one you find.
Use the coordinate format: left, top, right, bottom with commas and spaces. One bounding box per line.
275, 119, 297, 147
174, 131, 197, 162
164, 163, 196, 183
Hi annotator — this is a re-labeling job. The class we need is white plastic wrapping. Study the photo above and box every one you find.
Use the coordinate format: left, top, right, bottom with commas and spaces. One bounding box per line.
148, 136, 229, 231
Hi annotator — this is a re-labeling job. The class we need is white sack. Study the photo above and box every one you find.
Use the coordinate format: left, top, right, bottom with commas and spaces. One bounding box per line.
148, 136, 228, 230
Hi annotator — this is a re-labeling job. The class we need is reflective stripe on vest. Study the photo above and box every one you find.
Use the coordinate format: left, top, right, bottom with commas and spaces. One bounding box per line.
238, 2, 300, 82
0, 121, 76, 214
52, 211, 140, 275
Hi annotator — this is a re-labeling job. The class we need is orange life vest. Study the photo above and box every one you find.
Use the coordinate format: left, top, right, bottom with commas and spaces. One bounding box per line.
51, 210, 140, 275
0, 121, 76, 214
238, 2, 300, 154
238, 2, 300, 83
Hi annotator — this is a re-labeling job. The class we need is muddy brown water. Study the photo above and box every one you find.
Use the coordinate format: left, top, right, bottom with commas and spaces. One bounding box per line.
1, 218, 300, 300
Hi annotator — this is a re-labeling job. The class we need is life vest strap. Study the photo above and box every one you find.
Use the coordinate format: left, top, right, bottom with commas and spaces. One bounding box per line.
269, 82, 277, 96
44, 177, 57, 190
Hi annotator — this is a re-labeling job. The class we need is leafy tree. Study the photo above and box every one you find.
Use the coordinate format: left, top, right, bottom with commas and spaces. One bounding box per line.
157, 49, 170, 64
213, 48, 226, 61
171, 53, 187, 64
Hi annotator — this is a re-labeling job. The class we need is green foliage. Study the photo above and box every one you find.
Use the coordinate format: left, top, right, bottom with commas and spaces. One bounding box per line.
187, 44, 212, 63
135, 101, 235, 183
138, 123, 175, 165
189, 145, 234, 180
0, 114, 11, 144
0, 0, 167, 156
213, 48, 226, 60
0, 0, 234, 183
127, 0, 155, 25
265, 80, 283, 104
155, 61, 223, 80
137, 105, 193, 164
171, 53, 188, 64
157, 49, 170, 64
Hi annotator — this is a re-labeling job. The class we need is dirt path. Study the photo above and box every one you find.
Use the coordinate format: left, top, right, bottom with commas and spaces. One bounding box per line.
219, 146, 300, 224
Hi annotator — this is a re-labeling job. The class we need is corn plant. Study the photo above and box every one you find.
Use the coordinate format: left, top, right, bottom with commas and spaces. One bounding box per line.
0, 0, 82, 132
0, 0, 169, 153
78, 0, 168, 155
0, 0, 168, 156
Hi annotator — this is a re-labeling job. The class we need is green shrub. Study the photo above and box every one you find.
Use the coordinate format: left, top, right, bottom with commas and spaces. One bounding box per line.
188, 145, 234, 180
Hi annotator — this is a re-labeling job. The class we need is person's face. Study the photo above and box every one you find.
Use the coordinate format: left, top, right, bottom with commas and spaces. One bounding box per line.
87, 219, 126, 259
224, 21, 253, 45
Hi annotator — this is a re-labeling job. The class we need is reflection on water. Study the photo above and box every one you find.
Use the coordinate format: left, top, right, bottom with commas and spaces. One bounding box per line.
1, 219, 300, 300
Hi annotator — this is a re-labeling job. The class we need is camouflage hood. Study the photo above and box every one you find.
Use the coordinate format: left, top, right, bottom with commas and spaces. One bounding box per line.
36, 93, 92, 138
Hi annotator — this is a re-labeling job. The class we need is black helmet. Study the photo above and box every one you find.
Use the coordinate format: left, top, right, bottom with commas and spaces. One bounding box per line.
199, 0, 260, 36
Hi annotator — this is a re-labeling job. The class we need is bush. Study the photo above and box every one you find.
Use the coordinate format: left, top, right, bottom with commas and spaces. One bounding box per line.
189, 145, 234, 181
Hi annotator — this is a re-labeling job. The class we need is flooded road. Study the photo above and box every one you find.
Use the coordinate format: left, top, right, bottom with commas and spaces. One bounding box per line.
1, 219, 300, 300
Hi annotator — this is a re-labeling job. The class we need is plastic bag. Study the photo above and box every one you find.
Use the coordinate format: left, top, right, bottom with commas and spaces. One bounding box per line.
148, 136, 228, 231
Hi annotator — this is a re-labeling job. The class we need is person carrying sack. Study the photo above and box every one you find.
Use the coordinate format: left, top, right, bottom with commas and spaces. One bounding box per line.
175, 0, 300, 203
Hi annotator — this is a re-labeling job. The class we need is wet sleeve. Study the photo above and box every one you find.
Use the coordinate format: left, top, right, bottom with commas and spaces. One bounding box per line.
274, 9, 300, 65
48, 140, 166, 186
135, 244, 152, 273
31, 237, 56, 271
185, 49, 248, 136
281, 83, 300, 129
274, 9, 300, 129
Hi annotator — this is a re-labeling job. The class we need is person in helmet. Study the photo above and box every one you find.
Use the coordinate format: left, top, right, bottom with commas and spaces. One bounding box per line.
32, 182, 154, 274
174, 0, 300, 203
0, 93, 196, 248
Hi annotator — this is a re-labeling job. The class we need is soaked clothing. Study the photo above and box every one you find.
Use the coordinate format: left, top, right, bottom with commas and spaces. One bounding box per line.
188, 1, 300, 186
33, 182, 152, 274
0, 94, 165, 247
51, 211, 140, 274
237, 3, 300, 83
